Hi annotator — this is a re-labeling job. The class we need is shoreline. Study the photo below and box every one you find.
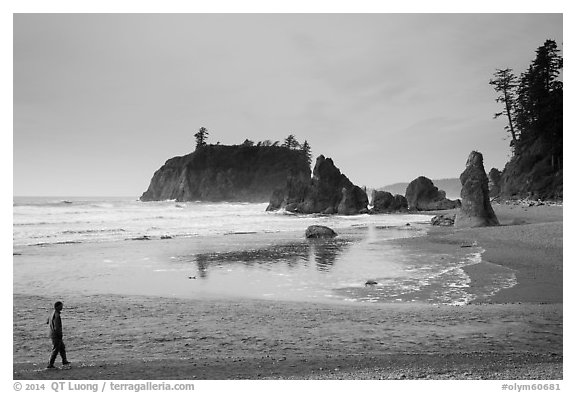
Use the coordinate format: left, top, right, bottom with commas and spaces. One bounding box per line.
13, 294, 562, 380
431, 204, 562, 304
13, 204, 563, 380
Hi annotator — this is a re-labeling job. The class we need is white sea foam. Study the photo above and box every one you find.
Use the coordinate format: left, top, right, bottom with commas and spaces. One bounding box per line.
13, 197, 431, 247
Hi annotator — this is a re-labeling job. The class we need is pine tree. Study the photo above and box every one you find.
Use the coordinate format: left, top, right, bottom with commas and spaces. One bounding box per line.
300, 140, 312, 166
282, 134, 300, 150
489, 68, 518, 153
514, 40, 562, 168
194, 127, 209, 149
490, 40, 563, 199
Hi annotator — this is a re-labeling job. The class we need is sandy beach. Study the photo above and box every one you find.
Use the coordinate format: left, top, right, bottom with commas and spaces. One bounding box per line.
13, 204, 563, 380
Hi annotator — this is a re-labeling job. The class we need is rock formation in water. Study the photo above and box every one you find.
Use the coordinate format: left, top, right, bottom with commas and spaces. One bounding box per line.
379, 178, 461, 201
140, 145, 311, 202
267, 155, 368, 215
404, 176, 460, 211
370, 190, 408, 213
305, 225, 338, 238
338, 186, 369, 215
455, 151, 499, 228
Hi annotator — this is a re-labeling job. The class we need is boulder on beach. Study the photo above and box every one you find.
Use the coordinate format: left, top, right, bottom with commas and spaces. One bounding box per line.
371, 190, 408, 213
267, 155, 368, 215
305, 225, 338, 239
405, 176, 460, 211
431, 214, 455, 226
455, 151, 499, 228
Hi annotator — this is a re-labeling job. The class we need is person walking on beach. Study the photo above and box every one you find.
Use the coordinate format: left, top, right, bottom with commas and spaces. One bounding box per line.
46, 301, 70, 369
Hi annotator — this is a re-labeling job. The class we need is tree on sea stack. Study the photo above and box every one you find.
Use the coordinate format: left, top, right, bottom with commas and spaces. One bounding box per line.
455, 151, 499, 228
283, 134, 300, 150
300, 140, 312, 166
194, 127, 209, 149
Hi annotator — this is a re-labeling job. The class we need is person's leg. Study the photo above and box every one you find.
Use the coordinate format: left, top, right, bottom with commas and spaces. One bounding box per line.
59, 341, 69, 364
48, 338, 60, 366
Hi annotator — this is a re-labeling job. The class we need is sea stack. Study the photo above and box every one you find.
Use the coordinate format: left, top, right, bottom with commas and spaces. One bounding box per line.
455, 151, 499, 228
405, 176, 459, 211
371, 190, 408, 213
267, 155, 368, 215
140, 145, 310, 202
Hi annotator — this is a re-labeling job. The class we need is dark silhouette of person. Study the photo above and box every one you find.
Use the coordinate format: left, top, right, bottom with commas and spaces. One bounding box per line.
46, 301, 70, 369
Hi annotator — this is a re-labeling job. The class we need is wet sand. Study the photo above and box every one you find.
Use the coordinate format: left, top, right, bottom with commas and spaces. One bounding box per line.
13, 204, 563, 380
429, 203, 562, 304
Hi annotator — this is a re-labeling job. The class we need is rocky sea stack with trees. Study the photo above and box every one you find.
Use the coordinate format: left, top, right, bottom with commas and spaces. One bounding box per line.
140, 132, 312, 202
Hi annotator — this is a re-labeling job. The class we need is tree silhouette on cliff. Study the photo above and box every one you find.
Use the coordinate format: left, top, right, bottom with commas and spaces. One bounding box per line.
491, 39, 563, 199
515, 39, 563, 170
282, 134, 301, 149
194, 127, 209, 149
300, 140, 312, 166
490, 68, 518, 153
491, 40, 562, 165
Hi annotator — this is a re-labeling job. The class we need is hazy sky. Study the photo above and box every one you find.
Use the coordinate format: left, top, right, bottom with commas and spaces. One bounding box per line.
13, 13, 562, 197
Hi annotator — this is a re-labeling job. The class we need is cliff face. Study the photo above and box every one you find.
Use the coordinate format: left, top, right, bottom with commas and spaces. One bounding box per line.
140, 145, 311, 202
498, 138, 563, 200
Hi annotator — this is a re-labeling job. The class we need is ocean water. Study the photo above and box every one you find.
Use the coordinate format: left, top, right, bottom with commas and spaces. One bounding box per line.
13, 197, 516, 305
13, 196, 425, 246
